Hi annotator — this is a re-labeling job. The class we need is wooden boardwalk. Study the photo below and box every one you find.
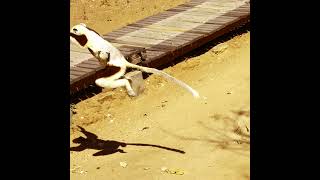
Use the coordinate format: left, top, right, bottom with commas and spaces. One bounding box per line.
70, 0, 250, 94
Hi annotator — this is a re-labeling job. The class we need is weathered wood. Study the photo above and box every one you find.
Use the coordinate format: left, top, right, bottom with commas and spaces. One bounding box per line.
70, 70, 86, 77
107, 39, 176, 50
75, 63, 101, 70
70, 43, 90, 54
83, 59, 100, 65
72, 66, 95, 74
70, 51, 93, 67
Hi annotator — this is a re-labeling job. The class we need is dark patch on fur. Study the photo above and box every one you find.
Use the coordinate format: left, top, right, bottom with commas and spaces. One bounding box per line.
88, 48, 110, 65
88, 48, 96, 57
98, 51, 110, 62
70, 33, 88, 47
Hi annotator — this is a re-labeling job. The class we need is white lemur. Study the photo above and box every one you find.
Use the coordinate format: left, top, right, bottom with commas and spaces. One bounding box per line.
70, 23, 200, 98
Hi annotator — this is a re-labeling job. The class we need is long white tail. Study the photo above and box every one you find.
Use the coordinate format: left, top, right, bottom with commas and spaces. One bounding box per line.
126, 63, 200, 98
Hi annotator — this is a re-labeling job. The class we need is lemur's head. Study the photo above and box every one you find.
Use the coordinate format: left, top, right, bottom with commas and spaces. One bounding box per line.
70, 23, 89, 47
72, 136, 86, 144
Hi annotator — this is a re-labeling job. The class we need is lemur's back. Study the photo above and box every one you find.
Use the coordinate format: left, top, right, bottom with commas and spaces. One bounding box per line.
87, 31, 127, 66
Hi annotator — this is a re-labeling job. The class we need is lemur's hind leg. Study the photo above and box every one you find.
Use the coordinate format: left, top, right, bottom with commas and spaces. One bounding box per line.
94, 65, 136, 96
96, 78, 136, 96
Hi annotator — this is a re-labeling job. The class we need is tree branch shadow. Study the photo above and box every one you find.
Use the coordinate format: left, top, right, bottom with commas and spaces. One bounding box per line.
160, 110, 250, 156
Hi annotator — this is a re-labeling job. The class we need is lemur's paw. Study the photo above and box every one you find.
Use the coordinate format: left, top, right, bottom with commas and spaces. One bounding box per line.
127, 90, 137, 97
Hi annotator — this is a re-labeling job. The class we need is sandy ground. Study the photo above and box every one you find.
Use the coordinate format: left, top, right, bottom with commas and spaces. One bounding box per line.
70, 0, 250, 179
71, 0, 189, 34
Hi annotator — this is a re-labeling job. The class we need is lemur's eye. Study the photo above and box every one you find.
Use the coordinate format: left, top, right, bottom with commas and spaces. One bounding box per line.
73, 28, 78, 32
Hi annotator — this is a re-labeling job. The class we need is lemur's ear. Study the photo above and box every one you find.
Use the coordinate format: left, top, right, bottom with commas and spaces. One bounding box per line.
80, 23, 87, 27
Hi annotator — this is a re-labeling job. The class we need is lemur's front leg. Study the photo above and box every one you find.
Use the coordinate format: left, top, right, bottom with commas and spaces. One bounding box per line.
97, 51, 110, 66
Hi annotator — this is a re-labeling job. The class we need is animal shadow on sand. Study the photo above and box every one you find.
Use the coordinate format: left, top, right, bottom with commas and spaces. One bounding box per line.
70, 126, 185, 156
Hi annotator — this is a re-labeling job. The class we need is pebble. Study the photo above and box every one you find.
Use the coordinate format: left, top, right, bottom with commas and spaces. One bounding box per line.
120, 162, 127, 168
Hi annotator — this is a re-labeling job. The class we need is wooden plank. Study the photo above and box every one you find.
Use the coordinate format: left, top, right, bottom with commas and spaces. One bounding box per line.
105, 31, 129, 38
119, 46, 147, 54
70, 51, 93, 67
70, 74, 78, 80
149, 11, 182, 17
140, 12, 177, 21
117, 47, 136, 53
106, 41, 150, 49
206, 15, 238, 25
128, 23, 182, 33
157, 39, 190, 48
105, 30, 142, 38
121, 36, 162, 46
154, 22, 220, 32
126, 26, 205, 39
70, 70, 86, 76
136, 17, 205, 26
115, 18, 220, 44
142, 3, 242, 31
139, 7, 233, 26
76, 63, 101, 70
128, 14, 170, 27
174, 6, 236, 14
145, 51, 166, 58
109, 28, 131, 33
215, 4, 250, 18
149, 22, 201, 32
107, 39, 155, 48
71, 66, 96, 74
135, 25, 203, 38
128, 0, 218, 21
151, 10, 215, 18
187, 5, 245, 15
170, 14, 219, 24
168, 7, 219, 14
223, 10, 250, 17
141, 54, 173, 68
184, 0, 207, 6
70, 51, 92, 59
106, 31, 184, 47
172, 32, 205, 41
141, 4, 249, 67
188, 1, 240, 7
103, 30, 131, 39
144, 50, 168, 61
149, 11, 214, 18
83, 58, 100, 65
103, 33, 126, 39
118, 29, 177, 40
70, 43, 90, 54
